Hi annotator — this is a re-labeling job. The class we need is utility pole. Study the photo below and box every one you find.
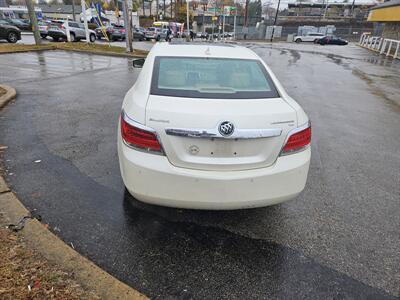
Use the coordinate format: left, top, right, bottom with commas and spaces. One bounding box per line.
323, 0, 329, 19
222, 6, 225, 41
233, 1, 237, 40
123, 0, 133, 52
270, 0, 281, 42
244, 0, 249, 28
163, 0, 166, 18
350, 0, 355, 17
186, 0, 190, 36
72, 0, 76, 21
25, 0, 41, 45
81, 0, 90, 42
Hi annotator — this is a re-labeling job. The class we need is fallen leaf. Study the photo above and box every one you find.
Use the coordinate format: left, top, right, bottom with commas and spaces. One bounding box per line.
7, 235, 17, 241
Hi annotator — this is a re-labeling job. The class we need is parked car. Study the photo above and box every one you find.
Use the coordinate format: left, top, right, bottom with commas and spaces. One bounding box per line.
6, 18, 31, 31
113, 25, 126, 40
318, 36, 348, 45
48, 21, 96, 42
95, 25, 124, 41
294, 32, 325, 43
118, 43, 311, 210
158, 28, 171, 41
38, 21, 49, 38
0, 19, 21, 43
132, 27, 144, 41
145, 27, 161, 41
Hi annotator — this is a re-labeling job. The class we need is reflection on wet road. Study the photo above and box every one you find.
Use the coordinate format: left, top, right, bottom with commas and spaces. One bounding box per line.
0, 47, 399, 299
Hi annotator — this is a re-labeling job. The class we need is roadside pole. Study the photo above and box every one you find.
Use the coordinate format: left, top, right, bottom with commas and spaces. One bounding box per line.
81, 0, 90, 42
122, 0, 133, 52
186, 0, 190, 37
222, 7, 225, 42
25, 0, 41, 45
65, 19, 71, 42
72, 0, 76, 21
127, 0, 133, 52
270, 0, 281, 42
233, 4, 237, 40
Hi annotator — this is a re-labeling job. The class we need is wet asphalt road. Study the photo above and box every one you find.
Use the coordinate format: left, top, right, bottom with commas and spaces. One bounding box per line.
0, 43, 399, 299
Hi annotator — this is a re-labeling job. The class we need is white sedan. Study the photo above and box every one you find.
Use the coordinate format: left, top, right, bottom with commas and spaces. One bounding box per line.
118, 42, 311, 210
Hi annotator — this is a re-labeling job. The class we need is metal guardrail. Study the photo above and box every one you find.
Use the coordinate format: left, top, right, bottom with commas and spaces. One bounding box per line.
359, 33, 400, 59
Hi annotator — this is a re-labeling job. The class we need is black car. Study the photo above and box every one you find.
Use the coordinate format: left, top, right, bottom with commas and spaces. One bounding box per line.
0, 19, 21, 43
6, 19, 31, 31
95, 25, 126, 41
132, 27, 144, 41
319, 36, 348, 45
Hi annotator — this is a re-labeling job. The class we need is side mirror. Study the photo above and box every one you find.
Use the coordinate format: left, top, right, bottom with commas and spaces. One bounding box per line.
132, 58, 145, 68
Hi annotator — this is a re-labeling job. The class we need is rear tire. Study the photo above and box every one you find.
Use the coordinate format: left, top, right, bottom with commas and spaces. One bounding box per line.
52, 36, 59, 42
40, 34, 47, 39
89, 33, 96, 43
70, 32, 75, 42
295, 38, 301, 43
7, 31, 18, 43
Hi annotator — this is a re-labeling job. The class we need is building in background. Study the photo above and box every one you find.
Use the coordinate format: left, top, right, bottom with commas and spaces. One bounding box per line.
286, 1, 379, 21
38, 4, 79, 20
367, 0, 400, 40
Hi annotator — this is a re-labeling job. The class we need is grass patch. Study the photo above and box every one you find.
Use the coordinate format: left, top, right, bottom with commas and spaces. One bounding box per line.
0, 42, 148, 57
57, 42, 148, 57
0, 44, 56, 53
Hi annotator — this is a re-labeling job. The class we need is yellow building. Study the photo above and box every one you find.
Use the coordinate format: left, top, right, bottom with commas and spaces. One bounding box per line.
368, 0, 400, 39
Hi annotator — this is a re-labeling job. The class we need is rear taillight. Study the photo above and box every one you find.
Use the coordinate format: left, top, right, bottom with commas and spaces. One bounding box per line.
280, 122, 311, 156
120, 111, 163, 154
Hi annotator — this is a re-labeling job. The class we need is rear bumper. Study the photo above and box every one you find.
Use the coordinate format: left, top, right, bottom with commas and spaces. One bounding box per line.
118, 139, 311, 210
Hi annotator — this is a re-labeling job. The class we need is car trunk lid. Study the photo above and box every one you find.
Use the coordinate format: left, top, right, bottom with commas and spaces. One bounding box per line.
146, 95, 297, 171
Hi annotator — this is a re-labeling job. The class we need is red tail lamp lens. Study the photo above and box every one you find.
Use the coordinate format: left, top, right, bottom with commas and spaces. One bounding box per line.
281, 126, 311, 155
121, 116, 162, 153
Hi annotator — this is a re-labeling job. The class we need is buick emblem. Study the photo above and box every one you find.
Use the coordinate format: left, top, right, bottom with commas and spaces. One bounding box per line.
218, 121, 235, 136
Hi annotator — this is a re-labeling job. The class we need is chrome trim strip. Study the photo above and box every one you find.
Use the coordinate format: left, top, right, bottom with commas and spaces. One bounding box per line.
165, 127, 282, 139
121, 109, 156, 133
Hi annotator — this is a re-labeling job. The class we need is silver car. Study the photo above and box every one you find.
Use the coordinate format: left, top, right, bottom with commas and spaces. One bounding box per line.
48, 21, 96, 42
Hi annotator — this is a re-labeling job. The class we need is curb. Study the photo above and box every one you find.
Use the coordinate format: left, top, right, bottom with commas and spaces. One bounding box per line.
0, 84, 17, 110
57, 47, 147, 58
0, 44, 148, 58
0, 90, 148, 299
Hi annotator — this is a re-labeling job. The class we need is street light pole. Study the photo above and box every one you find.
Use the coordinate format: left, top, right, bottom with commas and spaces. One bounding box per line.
25, 0, 41, 45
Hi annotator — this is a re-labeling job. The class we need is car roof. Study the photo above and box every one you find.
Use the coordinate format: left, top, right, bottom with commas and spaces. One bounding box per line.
150, 42, 260, 60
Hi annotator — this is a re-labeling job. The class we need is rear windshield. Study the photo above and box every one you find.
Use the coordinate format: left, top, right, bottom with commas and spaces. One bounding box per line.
151, 57, 279, 99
